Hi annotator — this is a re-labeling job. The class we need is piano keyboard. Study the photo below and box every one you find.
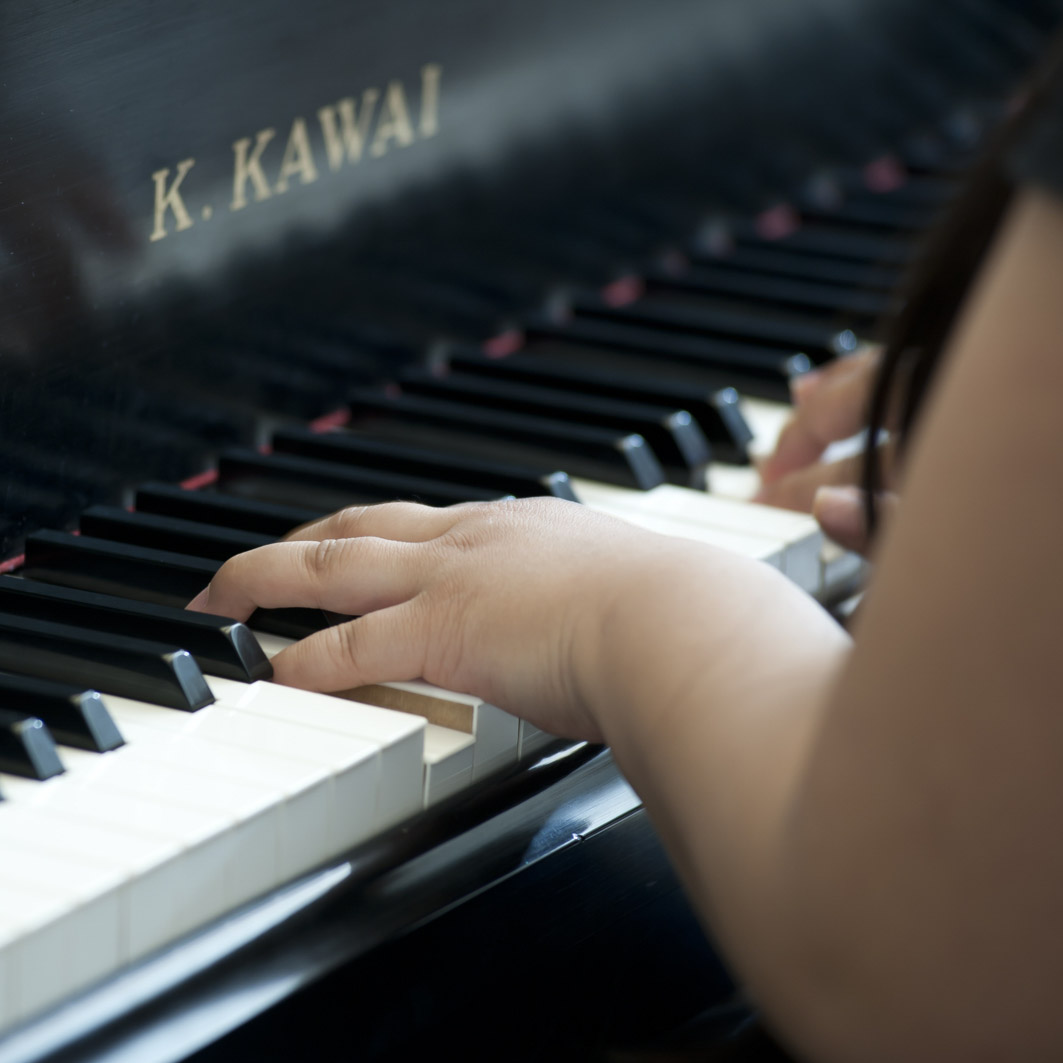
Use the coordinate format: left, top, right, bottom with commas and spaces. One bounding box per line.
0, 388, 844, 1031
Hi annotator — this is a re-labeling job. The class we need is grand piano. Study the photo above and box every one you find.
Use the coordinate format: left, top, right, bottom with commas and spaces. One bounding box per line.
0, 0, 1059, 1059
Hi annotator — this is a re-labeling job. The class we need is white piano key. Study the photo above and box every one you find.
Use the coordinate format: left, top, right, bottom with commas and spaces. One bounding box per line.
422, 724, 475, 805
103, 694, 379, 857
707, 396, 789, 501
585, 502, 785, 569
0, 883, 74, 1027
705, 461, 761, 502
654, 486, 822, 592
0, 916, 11, 1029
264, 648, 558, 766
109, 718, 332, 884
254, 629, 535, 782
517, 720, 555, 759
256, 634, 566, 768
573, 480, 821, 592
740, 396, 793, 464
0, 768, 259, 959
249, 630, 295, 658
344, 681, 519, 780
0, 906, 14, 1029
57, 747, 282, 914
207, 678, 424, 826
0, 846, 123, 1025
0, 802, 208, 968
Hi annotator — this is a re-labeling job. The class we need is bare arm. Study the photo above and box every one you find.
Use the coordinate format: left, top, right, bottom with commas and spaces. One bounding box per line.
674, 187, 1063, 1061
192, 187, 1063, 1061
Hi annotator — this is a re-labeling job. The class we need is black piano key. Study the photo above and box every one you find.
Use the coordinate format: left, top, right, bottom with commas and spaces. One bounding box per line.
689, 245, 903, 292
798, 197, 941, 233
524, 316, 809, 402
21, 531, 328, 641
80, 506, 275, 563
835, 169, 959, 209
135, 483, 322, 538
737, 225, 916, 266
567, 292, 858, 365
0, 576, 272, 683
444, 349, 755, 465
0, 709, 65, 781
0, 671, 124, 753
396, 369, 712, 489
216, 449, 505, 511
0, 611, 213, 712
23, 530, 221, 609
246, 607, 354, 641
348, 389, 665, 491
269, 430, 580, 502
641, 264, 893, 323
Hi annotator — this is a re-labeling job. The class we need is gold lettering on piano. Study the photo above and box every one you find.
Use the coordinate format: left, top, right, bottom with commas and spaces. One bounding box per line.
231, 128, 276, 210
317, 90, 380, 171
419, 63, 442, 138
149, 158, 195, 242
369, 81, 415, 157
147, 63, 441, 241
274, 117, 320, 194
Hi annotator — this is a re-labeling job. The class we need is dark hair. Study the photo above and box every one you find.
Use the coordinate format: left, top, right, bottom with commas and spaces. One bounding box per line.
862, 39, 1063, 535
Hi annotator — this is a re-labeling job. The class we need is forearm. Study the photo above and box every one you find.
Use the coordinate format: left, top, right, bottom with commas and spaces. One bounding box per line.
582, 545, 851, 1025
584, 190, 1063, 1063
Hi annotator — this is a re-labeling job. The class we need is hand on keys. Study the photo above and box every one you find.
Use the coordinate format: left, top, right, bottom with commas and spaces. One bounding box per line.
754, 347, 898, 554
187, 498, 705, 743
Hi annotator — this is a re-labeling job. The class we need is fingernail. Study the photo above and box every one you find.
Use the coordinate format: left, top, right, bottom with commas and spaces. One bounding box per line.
789, 369, 822, 405
186, 587, 210, 612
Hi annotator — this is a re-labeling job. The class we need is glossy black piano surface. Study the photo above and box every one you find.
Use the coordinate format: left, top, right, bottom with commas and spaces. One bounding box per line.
2, 0, 1059, 552
2, 0, 1061, 1059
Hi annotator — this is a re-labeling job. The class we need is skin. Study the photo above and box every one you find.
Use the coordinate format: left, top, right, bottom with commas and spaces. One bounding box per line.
190, 187, 1063, 1061
755, 345, 899, 554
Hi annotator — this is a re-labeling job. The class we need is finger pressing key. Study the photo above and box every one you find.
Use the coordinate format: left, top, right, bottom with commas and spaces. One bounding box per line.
188, 536, 431, 621
269, 606, 425, 693
759, 348, 880, 485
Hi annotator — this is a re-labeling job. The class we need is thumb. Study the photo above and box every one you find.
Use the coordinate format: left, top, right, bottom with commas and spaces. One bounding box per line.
812, 485, 898, 557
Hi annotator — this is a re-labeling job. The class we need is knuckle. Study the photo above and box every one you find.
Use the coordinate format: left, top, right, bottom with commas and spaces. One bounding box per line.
306, 536, 344, 583
331, 620, 362, 674
382, 499, 431, 522
333, 504, 369, 533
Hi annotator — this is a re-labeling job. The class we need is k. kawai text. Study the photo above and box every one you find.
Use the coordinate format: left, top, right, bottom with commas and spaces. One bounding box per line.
149, 63, 442, 242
